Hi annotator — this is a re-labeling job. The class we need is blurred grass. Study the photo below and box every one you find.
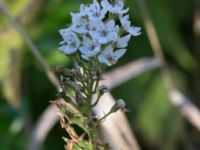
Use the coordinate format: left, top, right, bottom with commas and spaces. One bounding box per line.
0, 0, 200, 149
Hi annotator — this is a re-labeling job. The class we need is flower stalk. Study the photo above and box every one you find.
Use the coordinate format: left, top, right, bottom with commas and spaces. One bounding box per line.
52, 0, 141, 149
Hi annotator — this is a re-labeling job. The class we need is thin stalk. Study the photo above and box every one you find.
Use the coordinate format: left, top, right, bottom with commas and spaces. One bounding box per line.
92, 93, 101, 107
98, 111, 113, 123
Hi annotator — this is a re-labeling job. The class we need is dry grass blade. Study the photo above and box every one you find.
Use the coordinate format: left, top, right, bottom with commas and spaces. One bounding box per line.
0, 1, 60, 91
93, 93, 141, 150
103, 57, 160, 89
28, 104, 58, 150
136, 0, 200, 132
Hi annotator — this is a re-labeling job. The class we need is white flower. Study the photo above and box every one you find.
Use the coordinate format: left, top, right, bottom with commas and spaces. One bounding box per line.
119, 15, 141, 36
98, 45, 126, 66
70, 13, 95, 34
58, 0, 141, 63
59, 29, 80, 55
102, 0, 129, 15
85, 0, 107, 20
79, 36, 100, 59
116, 34, 131, 48
90, 20, 118, 44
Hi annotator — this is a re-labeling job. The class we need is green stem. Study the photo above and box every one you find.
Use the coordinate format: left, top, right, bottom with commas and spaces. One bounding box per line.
98, 110, 114, 123
92, 80, 99, 94
88, 124, 99, 150
92, 93, 101, 107
73, 56, 103, 149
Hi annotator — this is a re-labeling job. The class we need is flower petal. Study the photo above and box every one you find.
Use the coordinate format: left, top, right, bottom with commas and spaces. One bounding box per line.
113, 49, 126, 60
116, 34, 131, 48
102, 45, 113, 55
106, 20, 115, 29
98, 54, 111, 66
81, 54, 89, 60
101, 0, 111, 10
129, 26, 141, 36
59, 45, 77, 55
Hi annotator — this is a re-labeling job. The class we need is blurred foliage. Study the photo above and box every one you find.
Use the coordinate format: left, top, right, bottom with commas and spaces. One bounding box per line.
0, 0, 200, 149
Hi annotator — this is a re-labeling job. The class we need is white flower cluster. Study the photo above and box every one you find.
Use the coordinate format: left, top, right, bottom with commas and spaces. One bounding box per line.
59, 0, 141, 66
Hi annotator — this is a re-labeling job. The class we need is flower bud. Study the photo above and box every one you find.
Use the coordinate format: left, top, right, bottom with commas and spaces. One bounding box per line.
63, 68, 72, 76
60, 75, 72, 85
99, 85, 109, 95
75, 92, 84, 104
87, 115, 98, 127
58, 86, 67, 99
70, 68, 80, 76
96, 68, 102, 79
53, 65, 65, 73
115, 99, 126, 109
111, 99, 128, 112
53, 66, 72, 77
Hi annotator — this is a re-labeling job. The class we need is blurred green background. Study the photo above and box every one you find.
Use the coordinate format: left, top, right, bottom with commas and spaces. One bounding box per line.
0, 0, 200, 149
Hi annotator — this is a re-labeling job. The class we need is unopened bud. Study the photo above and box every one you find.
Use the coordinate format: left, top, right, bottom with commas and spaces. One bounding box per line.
87, 115, 98, 127
96, 68, 102, 78
99, 85, 109, 94
75, 83, 83, 92
53, 66, 72, 77
75, 92, 84, 104
70, 68, 80, 77
53, 65, 64, 73
58, 86, 67, 98
115, 99, 126, 109
63, 68, 71, 76
60, 75, 70, 85
111, 99, 128, 112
